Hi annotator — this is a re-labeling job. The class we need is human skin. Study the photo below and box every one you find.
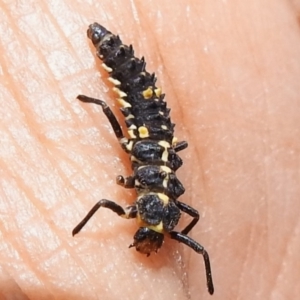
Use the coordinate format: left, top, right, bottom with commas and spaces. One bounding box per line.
1, 1, 300, 299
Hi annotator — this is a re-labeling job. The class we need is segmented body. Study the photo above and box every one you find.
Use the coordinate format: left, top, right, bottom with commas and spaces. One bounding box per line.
97, 28, 174, 143
73, 23, 214, 295
96, 24, 183, 169
92, 23, 185, 235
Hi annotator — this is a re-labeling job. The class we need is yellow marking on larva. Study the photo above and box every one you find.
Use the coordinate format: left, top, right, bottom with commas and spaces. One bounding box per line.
125, 114, 135, 120
161, 125, 168, 130
137, 165, 146, 170
155, 88, 162, 97
117, 98, 131, 108
128, 130, 137, 139
138, 126, 149, 138
125, 140, 134, 151
163, 179, 168, 188
129, 124, 137, 130
108, 77, 121, 86
149, 222, 164, 233
161, 165, 171, 173
135, 179, 141, 186
158, 140, 171, 148
102, 63, 113, 73
113, 87, 127, 98
142, 87, 153, 99
158, 140, 170, 162
159, 111, 164, 116
130, 155, 141, 163
161, 166, 171, 188
120, 137, 129, 145
172, 136, 178, 146
100, 34, 114, 45
157, 193, 169, 205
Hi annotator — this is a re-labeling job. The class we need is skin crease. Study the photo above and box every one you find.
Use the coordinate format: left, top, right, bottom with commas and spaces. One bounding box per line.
0, 0, 300, 299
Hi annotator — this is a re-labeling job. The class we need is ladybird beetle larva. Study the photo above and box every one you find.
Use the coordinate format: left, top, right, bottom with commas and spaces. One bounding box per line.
72, 23, 214, 295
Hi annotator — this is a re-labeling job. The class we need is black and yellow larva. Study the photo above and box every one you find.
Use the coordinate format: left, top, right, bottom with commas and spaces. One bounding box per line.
73, 23, 214, 295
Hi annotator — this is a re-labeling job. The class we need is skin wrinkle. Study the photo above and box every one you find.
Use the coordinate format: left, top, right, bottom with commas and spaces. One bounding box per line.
1, 1, 300, 300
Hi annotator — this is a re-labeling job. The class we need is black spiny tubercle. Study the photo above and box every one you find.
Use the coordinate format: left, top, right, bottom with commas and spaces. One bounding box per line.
73, 23, 214, 295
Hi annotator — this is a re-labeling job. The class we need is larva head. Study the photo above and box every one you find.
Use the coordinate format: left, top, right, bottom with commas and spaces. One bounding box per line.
129, 227, 164, 256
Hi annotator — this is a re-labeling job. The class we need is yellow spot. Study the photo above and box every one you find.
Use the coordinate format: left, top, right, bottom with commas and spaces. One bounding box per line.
126, 140, 134, 151
142, 87, 153, 99
161, 125, 168, 130
161, 166, 171, 173
129, 124, 137, 130
160, 166, 171, 188
125, 114, 135, 120
158, 140, 170, 162
137, 165, 146, 171
157, 193, 169, 205
117, 98, 131, 108
128, 130, 137, 139
120, 137, 129, 145
138, 126, 149, 138
102, 63, 112, 73
155, 88, 162, 97
108, 77, 121, 86
158, 141, 170, 148
159, 111, 164, 116
162, 179, 168, 188
172, 136, 178, 146
131, 155, 141, 163
113, 87, 127, 98
134, 179, 141, 188
149, 222, 164, 233
101, 34, 114, 45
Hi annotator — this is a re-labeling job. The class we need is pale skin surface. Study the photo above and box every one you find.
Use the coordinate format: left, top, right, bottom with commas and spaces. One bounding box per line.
0, 1, 300, 299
